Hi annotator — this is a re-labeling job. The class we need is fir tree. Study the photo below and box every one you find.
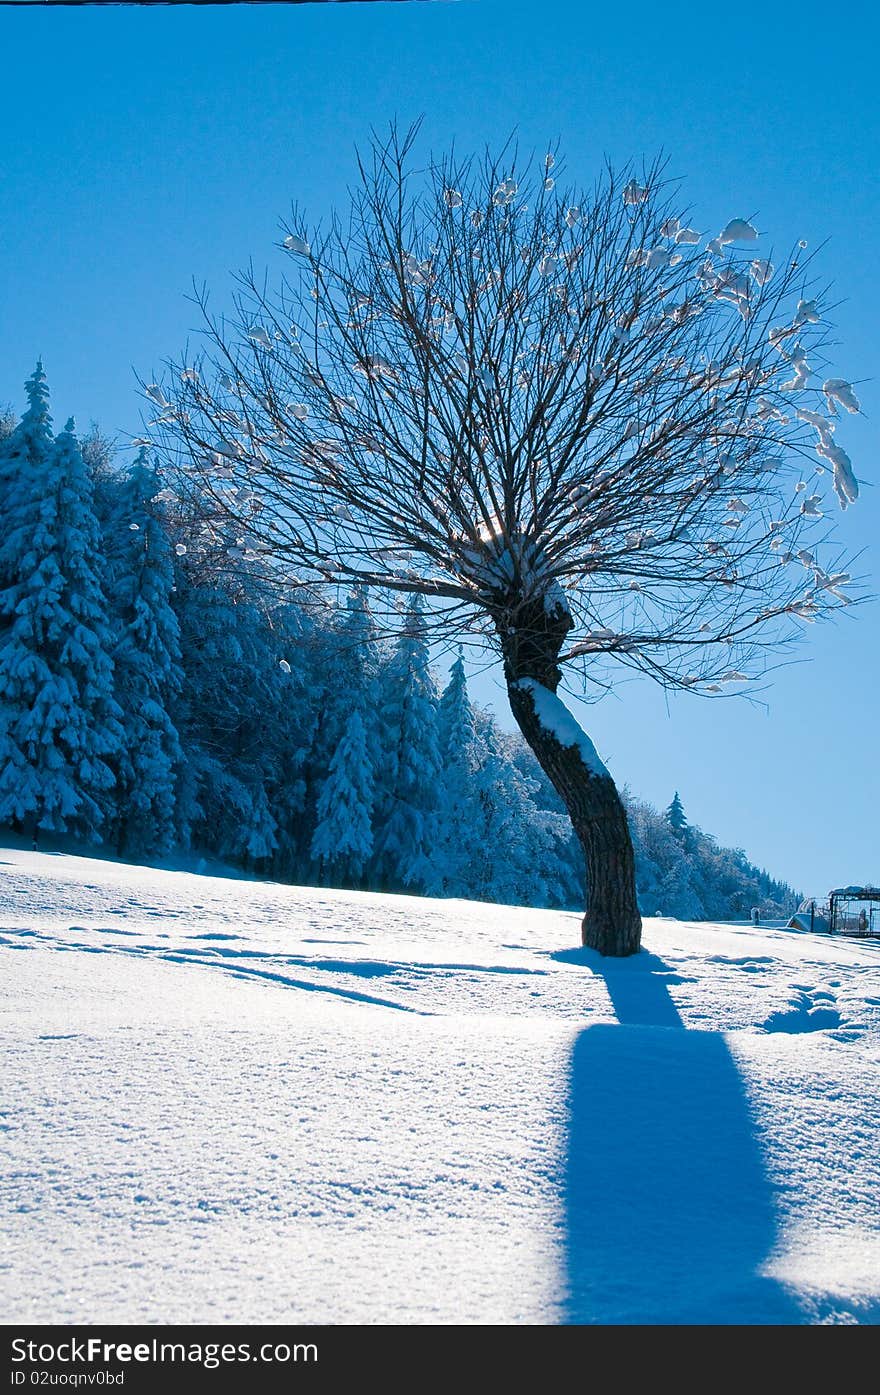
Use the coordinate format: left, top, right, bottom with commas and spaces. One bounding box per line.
170, 560, 279, 864
468, 725, 569, 907
311, 709, 374, 884
104, 449, 184, 855
261, 600, 320, 878
434, 651, 480, 894
81, 423, 120, 533
337, 587, 381, 770
0, 370, 122, 839
300, 586, 380, 867
438, 649, 476, 767
373, 595, 440, 891
665, 791, 689, 841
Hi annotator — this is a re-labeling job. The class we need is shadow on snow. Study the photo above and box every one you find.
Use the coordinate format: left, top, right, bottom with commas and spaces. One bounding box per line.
553, 947, 800, 1323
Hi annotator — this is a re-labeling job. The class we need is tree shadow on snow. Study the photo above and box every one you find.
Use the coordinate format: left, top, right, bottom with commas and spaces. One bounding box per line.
554, 947, 801, 1323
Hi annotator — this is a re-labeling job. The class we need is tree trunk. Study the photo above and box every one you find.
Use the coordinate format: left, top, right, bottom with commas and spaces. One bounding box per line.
499, 601, 642, 957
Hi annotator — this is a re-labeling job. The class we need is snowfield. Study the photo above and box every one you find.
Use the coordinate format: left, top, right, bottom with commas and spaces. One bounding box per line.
2, 847, 879, 1325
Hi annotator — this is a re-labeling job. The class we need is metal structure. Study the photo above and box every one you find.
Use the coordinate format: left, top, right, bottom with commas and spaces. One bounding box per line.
791, 887, 880, 938
828, 886, 880, 938
790, 898, 828, 935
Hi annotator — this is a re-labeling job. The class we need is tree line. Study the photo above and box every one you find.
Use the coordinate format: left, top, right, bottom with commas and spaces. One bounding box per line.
0, 365, 797, 920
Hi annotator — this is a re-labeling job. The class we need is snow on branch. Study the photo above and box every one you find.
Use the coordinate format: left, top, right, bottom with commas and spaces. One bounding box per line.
155, 124, 865, 697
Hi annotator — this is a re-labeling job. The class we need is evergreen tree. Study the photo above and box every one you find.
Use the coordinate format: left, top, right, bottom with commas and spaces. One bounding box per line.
170, 561, 279, 864
261, 599, 321, 878
0, 370, 122, 839
300, 586, 380, 867
626, 795, 706, 918
665, 791, 689, 840
337, 587, 381, 771
104, 449, 184, 855
438, 650, 476, 766
243, 781, 279, 862
334, 588, 379, 716
373, 595, 440, 891
468, 724, 569, 907
81, 423, 121, 534
311, 709, 374, 884
434, 651, 480, 894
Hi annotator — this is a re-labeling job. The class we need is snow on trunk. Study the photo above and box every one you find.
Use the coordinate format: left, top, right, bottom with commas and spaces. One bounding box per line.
511, 678, 611, 780
506, 673, 641, 957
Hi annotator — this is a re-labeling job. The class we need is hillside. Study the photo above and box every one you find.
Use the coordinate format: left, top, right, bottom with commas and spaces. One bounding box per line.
1, 847, 878, 1324
0, 387, 799, 926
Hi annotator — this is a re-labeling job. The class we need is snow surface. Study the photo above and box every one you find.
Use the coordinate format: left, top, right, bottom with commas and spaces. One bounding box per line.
2, 846, 879, 1325
513, 678, 610, 779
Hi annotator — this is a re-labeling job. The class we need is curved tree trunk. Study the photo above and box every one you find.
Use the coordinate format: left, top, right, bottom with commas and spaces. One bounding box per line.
499, 600, 642, 957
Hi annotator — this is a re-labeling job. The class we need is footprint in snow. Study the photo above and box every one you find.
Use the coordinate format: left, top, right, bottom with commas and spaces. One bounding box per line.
762, 989, 842, 1034
188, 933, 243, 942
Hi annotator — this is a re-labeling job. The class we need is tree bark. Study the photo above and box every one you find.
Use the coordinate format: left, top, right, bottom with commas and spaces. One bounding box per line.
499, 600, 642, 957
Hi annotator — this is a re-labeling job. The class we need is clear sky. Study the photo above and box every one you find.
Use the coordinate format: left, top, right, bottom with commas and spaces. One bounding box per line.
0, 0, 876, 895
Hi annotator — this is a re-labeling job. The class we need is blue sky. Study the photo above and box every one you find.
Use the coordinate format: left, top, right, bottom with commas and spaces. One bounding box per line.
0, 0, 876, 895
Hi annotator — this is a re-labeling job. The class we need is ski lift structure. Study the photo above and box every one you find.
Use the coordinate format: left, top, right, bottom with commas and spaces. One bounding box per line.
788, 886, 880, 938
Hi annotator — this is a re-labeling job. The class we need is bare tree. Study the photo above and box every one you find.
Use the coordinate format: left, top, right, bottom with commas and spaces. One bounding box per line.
154, 125, 863, 956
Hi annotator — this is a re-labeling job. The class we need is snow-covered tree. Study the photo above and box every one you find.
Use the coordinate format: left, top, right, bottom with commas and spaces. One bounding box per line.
434, 651, 481, 893
81, 423, 121, 533
299, 586, 380, 864
311, 709, 373, 884
159, 127, 863, 953
438, 650, 476, 767
335, 586, 382, 769
171, 560, 281, 865
0, 369, 123, 840
630, 799, 705, 918
262, 600, 322, 877
104, 449, 184, 855
665, 791, 689, 842
373, 595, 441, 891
468, 724, 570, 907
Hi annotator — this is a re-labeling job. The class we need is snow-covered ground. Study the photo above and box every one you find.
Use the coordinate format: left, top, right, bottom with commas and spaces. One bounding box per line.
1, 846, 879, 1325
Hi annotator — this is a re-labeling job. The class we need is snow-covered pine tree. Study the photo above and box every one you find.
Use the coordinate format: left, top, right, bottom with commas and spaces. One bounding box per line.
657, 852, 706, 921
104, 448, 184, 855
373, 594, 441, 892
438, 649, 476, 768
298, 588, 379, 848
310, 709, 373, 885
261, 599, 321, 878
631, 797, 705, 918
336, 586, 381, 768
665, 791, 689, 841
170, 557, 279, 865
80, 423, 118, 505
467, 722, 570, 907
0, 369, 123, 840
434, 650, 481, 895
